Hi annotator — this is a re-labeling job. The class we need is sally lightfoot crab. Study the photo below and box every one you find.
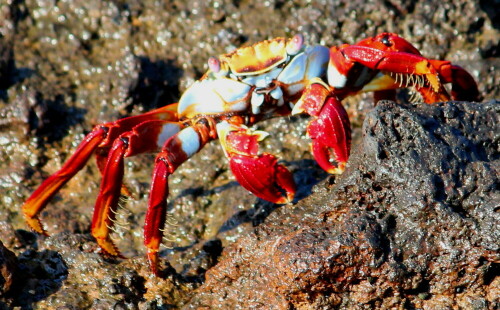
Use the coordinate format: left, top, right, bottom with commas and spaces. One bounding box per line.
22, 33, 480, 276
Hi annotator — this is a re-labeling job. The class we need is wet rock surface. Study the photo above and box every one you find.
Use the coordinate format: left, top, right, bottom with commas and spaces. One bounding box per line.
0, 0, 498, 309
187, 100, 500, 309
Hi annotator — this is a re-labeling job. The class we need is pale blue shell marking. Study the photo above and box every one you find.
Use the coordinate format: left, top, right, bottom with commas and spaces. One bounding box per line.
156, 123, 182, 148
178, 78, 252, 116
304, 45, 330, 79
177, 127, 201, 157
277, 45, 329, 95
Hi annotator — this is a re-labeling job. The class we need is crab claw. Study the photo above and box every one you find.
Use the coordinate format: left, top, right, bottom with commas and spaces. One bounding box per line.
292, 82, 351, 174
217, 122, 296, 204
307, 96, 351, 174
229, 153, 295, 204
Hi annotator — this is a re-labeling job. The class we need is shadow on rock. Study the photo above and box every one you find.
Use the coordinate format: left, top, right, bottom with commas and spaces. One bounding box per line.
126, 57, 184, 113
6, 248, 67, 309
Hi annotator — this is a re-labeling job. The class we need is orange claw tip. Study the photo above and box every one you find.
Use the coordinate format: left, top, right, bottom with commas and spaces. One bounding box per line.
23, 215, 49, 236
275, 192, 295, 204
95, 236, 125, 259
146, 251, 177, 278
147, 250, 161, 277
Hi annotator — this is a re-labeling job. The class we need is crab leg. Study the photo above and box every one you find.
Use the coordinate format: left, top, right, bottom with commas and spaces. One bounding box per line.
292, 81, 352, 174
332, 41, 481, 103
331, 46, 449, 100
91, 119, 184, 257
22, 104, 178, 235
22, 127, 107, 234
216, 121, 296, 204
144, 122, 216, 276
427, 60, 481, 101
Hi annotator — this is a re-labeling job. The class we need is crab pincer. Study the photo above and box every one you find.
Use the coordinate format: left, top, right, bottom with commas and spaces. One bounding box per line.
292, 81, 352, 175
217, 121, 296, 204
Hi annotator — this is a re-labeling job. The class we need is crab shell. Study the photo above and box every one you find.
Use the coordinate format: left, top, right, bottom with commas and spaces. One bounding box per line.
177, 36, 330, 119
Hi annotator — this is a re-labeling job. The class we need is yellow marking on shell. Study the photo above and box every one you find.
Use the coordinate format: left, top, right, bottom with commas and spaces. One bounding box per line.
220, 38, 289, 75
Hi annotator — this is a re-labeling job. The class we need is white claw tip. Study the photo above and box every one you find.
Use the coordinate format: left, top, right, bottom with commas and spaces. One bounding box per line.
291, 101, 305, 115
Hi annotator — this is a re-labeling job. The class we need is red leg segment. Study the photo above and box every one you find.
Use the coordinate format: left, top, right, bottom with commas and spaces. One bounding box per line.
22, 127, 108, 234
91, 120, 183, 257
332, 33, 480, 103
428, 60, 481, 101
144, 123, 216, 276
22, 104, 178, 235
341, 45, 448, 96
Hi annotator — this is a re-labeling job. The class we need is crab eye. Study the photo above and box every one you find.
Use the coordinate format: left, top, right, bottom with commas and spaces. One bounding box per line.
286, 33, 304, 55
208, 56, 221, 73
381, 35, 392, 47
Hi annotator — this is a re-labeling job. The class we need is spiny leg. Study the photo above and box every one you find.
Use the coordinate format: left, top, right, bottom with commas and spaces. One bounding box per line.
22, 127, 107, 234
144, 122, 216, 276
330, 33, 480, 104
337, 44, 452, 102
22, 104, 178, 235
427, 60, 481, 101
91, 120, 184, 257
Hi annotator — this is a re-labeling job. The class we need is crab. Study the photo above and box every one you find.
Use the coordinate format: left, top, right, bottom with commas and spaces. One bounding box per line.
22, 33, 480, 276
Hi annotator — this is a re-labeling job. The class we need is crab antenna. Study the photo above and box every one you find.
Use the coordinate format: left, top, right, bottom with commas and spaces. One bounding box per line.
286, 33, 304, 55
208, 56, 221, 73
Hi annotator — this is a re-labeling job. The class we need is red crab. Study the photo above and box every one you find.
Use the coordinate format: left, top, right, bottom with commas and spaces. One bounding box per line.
22, 33, 480, 276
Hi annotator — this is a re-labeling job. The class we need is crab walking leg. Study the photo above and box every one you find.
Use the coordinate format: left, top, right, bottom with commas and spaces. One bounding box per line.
216, 121, 296, 204
334, 47, 449, 98
355, 56, 480, 103
426, 60, 481, 101
336, 45, 481, 103
22, 127, 107, 234
292, 81, 352, 174
22, 104, 178, 235
328, 33, 481, 103
144, 122, 216, 276
91, 120, 184, 257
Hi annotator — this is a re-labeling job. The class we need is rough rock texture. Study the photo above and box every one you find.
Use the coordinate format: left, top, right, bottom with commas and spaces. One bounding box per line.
0, 240, 18, 297
186, 100, 500, 309
0, 0, 498, 309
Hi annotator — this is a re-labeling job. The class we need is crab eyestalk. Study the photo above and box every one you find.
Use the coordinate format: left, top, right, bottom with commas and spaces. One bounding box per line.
286, 33, 304, 55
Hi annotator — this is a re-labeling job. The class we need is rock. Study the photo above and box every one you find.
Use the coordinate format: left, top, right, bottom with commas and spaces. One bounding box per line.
186, 100, 500, 309
0, 241, 17, 296
0, 0, 499, 308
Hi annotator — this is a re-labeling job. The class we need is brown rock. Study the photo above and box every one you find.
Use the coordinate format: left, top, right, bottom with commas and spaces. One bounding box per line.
187, 100, 500, 309
0, 241, 17, 296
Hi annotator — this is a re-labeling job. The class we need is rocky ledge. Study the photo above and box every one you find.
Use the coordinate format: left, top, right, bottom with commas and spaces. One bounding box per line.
187, 100, 500, 309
